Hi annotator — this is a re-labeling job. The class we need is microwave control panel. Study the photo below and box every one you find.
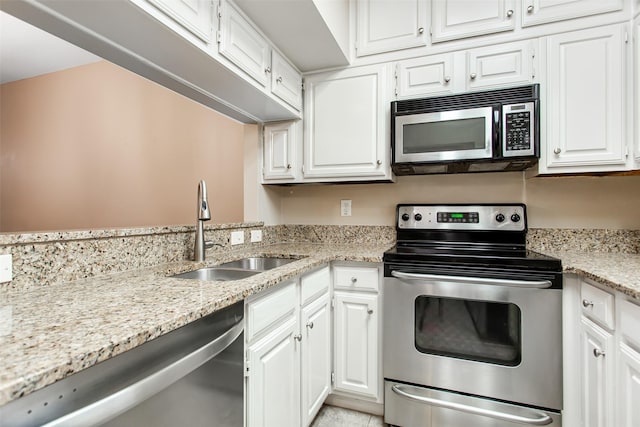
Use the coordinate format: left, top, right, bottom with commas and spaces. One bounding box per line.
502, 102, 535, 157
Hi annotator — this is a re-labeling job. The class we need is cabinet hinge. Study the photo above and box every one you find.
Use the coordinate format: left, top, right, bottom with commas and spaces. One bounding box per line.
301, 82, 305, 91
626, 146, 629, 158
331, 372, 335, 384
625, 31, 629, 44
216, 30, 222, 43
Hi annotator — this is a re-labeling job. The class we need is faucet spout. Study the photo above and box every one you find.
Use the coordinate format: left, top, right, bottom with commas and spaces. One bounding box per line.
194, 180, 211, 262
197, 180, 211, 221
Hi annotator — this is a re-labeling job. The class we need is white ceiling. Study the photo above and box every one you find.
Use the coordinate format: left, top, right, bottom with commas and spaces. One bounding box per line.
0, 11, 101, 84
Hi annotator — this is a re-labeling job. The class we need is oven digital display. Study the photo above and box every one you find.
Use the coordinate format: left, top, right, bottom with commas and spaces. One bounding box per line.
437, 212, 479, 223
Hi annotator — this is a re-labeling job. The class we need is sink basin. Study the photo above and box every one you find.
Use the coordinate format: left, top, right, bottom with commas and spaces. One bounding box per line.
172, 268, 260, 281
217, 257, 297, 271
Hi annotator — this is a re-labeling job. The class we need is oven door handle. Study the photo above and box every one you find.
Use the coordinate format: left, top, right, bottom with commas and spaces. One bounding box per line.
391, 384, 553, 426
391, 271, 552, 289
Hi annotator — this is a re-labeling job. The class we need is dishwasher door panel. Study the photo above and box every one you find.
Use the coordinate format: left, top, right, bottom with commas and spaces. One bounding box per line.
101, 332, 243, 427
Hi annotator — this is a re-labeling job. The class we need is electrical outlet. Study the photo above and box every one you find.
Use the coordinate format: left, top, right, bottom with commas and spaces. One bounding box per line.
341, 199, 352, 217
0, 254, 12, 283
231, 231, 245, 245
250, 230, 262, 242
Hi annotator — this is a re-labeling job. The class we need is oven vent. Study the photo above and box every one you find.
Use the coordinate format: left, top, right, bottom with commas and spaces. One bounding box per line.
394, 84, 539, 114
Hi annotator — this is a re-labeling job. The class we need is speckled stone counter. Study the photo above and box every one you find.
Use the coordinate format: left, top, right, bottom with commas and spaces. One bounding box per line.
527, 228, 640, 300
0, 242, 392, 406
541, 250, 640, 300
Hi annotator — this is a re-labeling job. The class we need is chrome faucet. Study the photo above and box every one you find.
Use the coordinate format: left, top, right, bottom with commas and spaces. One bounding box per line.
194, 180, 213, 262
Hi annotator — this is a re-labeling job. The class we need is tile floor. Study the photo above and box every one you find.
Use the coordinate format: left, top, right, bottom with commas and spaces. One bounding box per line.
310, 405, 386, 427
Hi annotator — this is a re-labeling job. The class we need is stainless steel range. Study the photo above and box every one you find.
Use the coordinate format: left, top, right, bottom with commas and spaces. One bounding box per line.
383, 204, 563, 427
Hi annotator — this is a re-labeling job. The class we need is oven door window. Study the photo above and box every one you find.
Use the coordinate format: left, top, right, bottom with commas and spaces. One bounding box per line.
414, 296, 522, 366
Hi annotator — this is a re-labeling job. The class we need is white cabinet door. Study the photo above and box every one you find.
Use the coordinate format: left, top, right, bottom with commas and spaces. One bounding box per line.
580, 317, 614, 427
522, 0, 624, 27
617, 344, 640, 427
219, 0, 270, 87
635, 16, 640, 166
271, 50, 302, 110
542, 24, 627, 173
247, 318, 300, 427
431, 0, 515, 43
396, 53, 455, 98
301, 293, 331, 427
466, 40, 535, 90
303, 64, 392, 181
262, 121, 300, 182
356, 0, 427, 57
334, 291, 378, 399
147, 0, 214, 42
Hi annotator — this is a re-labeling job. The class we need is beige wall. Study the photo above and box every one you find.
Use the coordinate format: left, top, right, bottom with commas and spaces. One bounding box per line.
270, 173, 640, 229
0, 61, 244, 232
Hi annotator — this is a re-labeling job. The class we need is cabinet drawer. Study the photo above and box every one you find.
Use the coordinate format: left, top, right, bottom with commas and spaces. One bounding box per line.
620, 298, 640, 349
300, 266, 330, 306
580, 280, 615, 330
246, 280, 296, 341
334, 265, 379, 292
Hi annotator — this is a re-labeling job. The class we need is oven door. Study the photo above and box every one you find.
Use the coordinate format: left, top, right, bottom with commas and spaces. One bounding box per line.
383, 270, 562, 411
394, 106, 496, 163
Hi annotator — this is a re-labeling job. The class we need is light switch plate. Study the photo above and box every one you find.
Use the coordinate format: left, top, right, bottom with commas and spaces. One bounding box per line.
250, 230, 262, 242
231, 231, 244, 245
341, 199, 352, 217
0, 254, 12, 283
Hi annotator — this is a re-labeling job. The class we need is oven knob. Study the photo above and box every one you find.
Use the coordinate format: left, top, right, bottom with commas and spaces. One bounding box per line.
511, 213, 521, 223
414, 213, 423, 221
401, 213, 410, 221
495, 213, 505, 223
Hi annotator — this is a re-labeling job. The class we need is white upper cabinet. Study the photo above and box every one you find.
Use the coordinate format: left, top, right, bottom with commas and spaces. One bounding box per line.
635, 15, 640, 167
431, 0, 515, 43
466, 40, 536, 90
303, 64, 393, 181
262, 121, 301, 183
356, 0, 428, 57
395, 40, 535, 99
271, 50, 302, 110
146, 0, 214, 42
541, 24, 628, 173
396, 53, 454, 98
522, 0, 624, 27
218, 0, 270, 87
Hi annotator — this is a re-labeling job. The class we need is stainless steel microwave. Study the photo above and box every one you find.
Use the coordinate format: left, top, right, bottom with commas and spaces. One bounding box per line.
391, 84, 540, 175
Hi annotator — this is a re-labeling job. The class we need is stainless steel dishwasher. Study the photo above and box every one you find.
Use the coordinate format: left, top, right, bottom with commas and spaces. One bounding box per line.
1, 301, 244, 427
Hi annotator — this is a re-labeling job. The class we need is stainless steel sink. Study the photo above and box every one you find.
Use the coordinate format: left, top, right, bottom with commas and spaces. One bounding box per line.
172, 268, 260, 281
217, 257, 297, 271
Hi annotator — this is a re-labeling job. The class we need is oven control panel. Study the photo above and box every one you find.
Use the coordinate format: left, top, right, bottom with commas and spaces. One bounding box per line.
397, 204, 526, 231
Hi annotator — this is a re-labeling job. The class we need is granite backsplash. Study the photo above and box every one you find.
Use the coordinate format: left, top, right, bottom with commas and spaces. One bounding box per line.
1, 224, 637, 290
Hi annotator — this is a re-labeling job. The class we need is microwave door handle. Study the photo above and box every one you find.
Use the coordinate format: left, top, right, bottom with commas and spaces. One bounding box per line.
391, 271, 552, 289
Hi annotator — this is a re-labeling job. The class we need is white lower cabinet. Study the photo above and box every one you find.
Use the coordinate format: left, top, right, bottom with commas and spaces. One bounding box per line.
301, 293, 331, 426
565, 275, 640, 427
579, 317, 614, 427
245, 266, 331, 427
247, 317, 300, 427
332, 264, 382, 403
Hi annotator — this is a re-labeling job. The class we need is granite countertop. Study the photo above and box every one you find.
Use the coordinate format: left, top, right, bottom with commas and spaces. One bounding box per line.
0, 242, 392, 407
1, 240, 639, 408
546, 250, 640, 300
